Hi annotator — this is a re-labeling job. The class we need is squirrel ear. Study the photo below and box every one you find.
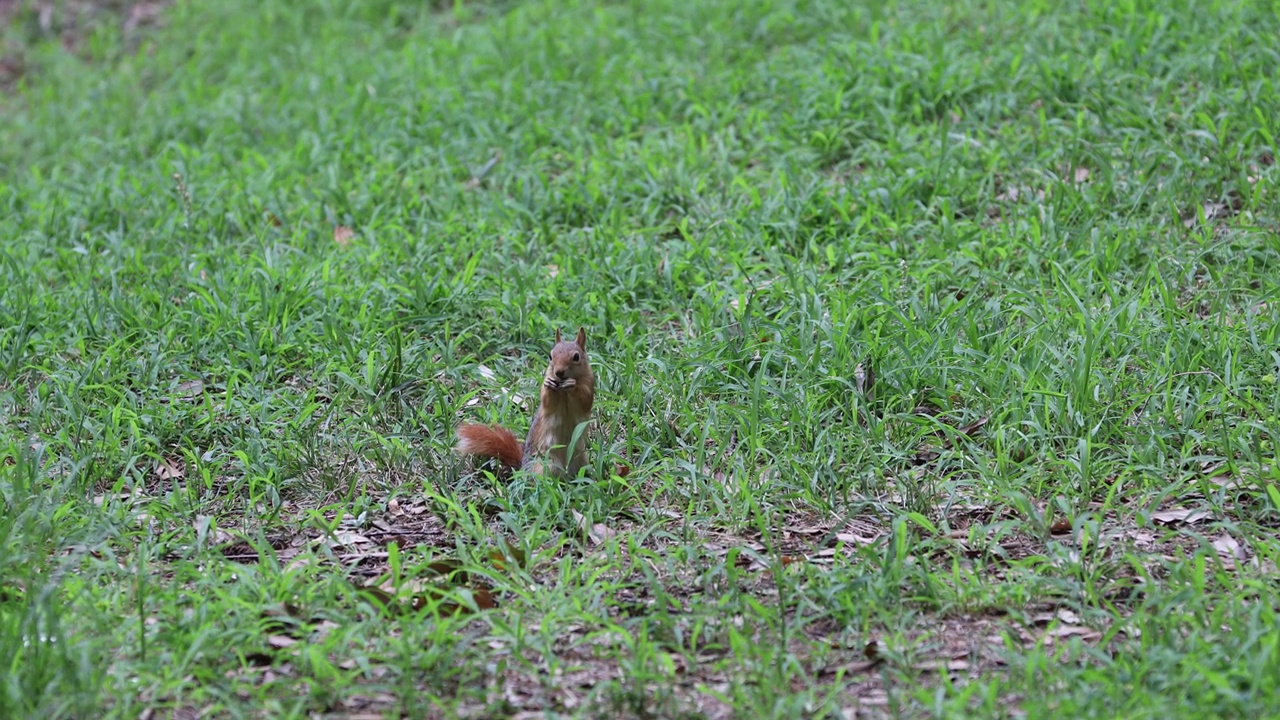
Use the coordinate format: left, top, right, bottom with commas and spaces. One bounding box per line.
575, 326, 587, 350
555, 328, 562, 344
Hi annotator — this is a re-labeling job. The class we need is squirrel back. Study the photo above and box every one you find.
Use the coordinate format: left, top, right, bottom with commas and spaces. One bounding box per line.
455, 327, 594, 478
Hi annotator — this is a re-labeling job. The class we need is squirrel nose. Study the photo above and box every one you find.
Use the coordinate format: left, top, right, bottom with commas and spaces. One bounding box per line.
555, 370, 566, 379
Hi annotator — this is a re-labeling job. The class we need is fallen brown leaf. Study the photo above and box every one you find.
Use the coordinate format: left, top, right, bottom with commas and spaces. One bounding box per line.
1213, 534, 1247, 569
333, 225, 355, 246
854, 361, 875, 398
572, 509, 617, 546
378, 535, 415, 550
155, 458, 183, 481
914, 658, 971, 672
834, 531, 880, 546
175, 379, 205, 399
1046, 623, 1101, 641
995, 185, 1045, 203
1150, 507, 1210, 526
354, 584, 396, 613
957, 417, 990, 437
266, 635, 297, 649
471, 585, 498, 610
414, 584, 498, 616
323, 531, 373, 550
424, 558, 466, 580
1182, 199, 1237, 228
259, 603, 306, 635
464, 150, 501, 189
488, 540, 527, 572
864, 640, 886, 660
819, 659, 881, 677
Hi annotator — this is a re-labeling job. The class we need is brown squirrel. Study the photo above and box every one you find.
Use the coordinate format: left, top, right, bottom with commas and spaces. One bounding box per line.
455, 327, 594, 479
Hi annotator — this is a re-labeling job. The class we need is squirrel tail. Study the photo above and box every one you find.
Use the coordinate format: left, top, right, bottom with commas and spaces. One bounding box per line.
455, 424, 524, 469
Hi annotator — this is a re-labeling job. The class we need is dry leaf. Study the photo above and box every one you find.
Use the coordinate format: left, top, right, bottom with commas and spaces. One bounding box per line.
1150, 507, 1209, 526
957, 417, 990, 437
266, 635, 297, 649
124, 2, 165, 31
821, 659, 881, 677
260, 602, 309, 637
418, 584, 498, 616
471, 585, 498, 611
488, 541, 527, 571
155, 458, 183, 481
93, 492, 140, 507
914, 658, 971, 672
325, 531, 372, 550
1213, 534, 1246, 568
476, 364, 496, 381
996, 185, 1045, 203
464, 150, 502, 189
425, 558, 465, 579
1035, 607, 1102, 643
834, 532, 879, 546
615, 463, 632, 478
1182, 201, 1235, 228
354, 584, 396, 612
378, 535, 415, 550
572, 509, 616, 546
864, 640, 887, 660
1073, 167, 1091, 184
1047, 624, 1102, 642
333, 225, 355, 246
1205, 474, 1245, 490
175, 379, 205, 399
854, 361, 875, 400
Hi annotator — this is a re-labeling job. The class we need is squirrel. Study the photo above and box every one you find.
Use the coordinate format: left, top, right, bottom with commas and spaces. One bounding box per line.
455, 327, 594, 479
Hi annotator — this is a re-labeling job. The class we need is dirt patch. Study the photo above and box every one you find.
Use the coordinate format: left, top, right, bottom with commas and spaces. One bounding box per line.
0, 0, 169, 90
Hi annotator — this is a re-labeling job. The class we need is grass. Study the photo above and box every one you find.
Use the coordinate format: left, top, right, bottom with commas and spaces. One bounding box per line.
2, 0, 1280, 716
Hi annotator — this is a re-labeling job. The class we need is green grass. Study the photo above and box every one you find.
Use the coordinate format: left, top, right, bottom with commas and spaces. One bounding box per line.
3, 0, 1280, 716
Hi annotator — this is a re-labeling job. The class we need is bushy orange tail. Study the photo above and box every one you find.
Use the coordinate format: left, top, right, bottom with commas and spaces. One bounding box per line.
455, 424, 523, 469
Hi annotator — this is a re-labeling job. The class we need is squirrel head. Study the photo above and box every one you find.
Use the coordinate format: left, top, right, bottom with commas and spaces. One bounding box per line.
545, 327, 590, 389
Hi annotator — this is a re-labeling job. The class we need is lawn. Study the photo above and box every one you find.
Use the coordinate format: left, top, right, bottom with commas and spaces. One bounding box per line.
3, 0, 1280, 717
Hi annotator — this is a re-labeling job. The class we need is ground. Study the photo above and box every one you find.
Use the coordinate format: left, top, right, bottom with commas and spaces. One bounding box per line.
2, 0, 1280, 718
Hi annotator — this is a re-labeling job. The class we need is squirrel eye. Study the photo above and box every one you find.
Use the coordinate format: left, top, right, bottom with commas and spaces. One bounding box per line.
572, 352, 581, 362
